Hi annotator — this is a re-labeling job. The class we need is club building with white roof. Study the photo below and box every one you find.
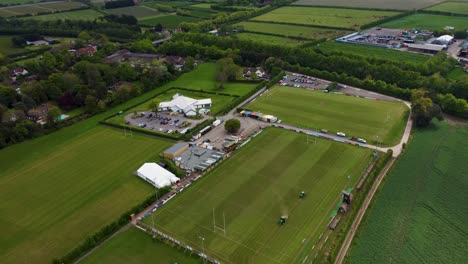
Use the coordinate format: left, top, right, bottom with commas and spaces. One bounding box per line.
136, 163, 180, 189
158, 93, 212, 116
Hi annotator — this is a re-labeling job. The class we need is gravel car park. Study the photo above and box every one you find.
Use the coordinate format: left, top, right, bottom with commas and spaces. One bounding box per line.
125, 111, 209, 134
278, 72, 331, 90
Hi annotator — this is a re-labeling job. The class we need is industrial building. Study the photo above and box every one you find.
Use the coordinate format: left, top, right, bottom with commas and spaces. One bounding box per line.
159, 94, 212, 116
406, 43, 444, 54
163, 143, 189, 159
174, 146, 224, 172
136, 163, 180, 189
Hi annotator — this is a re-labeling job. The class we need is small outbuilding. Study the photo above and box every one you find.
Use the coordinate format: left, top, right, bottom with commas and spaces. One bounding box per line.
136, 163, 179, 189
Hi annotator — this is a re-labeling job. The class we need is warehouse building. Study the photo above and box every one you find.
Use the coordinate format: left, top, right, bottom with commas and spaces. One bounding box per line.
136, 163, 180, 189
159, 94, 212, 116
406, 43, 444, 54
174, 146, 224, 172
163, 143, 189, 159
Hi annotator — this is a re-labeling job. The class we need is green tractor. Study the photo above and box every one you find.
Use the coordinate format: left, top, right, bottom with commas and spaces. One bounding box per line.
279, 215, 288, 225
299, 191, 306, 198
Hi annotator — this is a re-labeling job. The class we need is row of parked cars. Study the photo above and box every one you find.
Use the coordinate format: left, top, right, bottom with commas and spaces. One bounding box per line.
335, 131, 367, 143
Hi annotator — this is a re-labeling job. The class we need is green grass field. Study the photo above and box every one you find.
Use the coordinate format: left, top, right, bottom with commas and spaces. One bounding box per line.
346, 121, 468, 263
0, 35, 28, 55
447, 67, 468, 81
187, 9, 217, 18
250, 7, 401, 29
1, 0, 39, 4
0, 125, 173, 264
0, 1, 87, 17
316, 41, 431, 64
104, 6, 161, 19
146, 128, 372, 263
291, 0, 447, 10
379, 13, 468, 31
424, 1, 468, 15
143, 1, 195, 8
19, 9, 103, 21
82, 227, 202, 264
247, 86, 408, 146
236, 21, 349, 40
189, 3, 213, 9
236, 32, 308, 46
139, 14, 201, 28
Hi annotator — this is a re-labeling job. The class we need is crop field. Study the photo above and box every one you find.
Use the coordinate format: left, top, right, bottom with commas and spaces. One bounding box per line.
236, 33, 308, 46
187, 9, 218, 18
236, 21, 349, 40
247, 86, 408, 146
316, 41, 431, 64
250, 7, 401, 29
379, 13, 468, 31
346, 121, 468, 264
139, 14, 201, 28
0, 1, 87, 17
424, 1, 468, 15
146, 128, 372, 263
143, 1, 195, 8
19, 8, 102, 21
82, 227, 202, 264
291, 0, 447, 10
189, 3, 213, 9
0, 124, 173, 264
104, 6, 160, 19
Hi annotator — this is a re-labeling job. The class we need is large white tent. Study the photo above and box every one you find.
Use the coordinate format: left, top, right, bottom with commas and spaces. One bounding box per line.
136, 163, 179, 189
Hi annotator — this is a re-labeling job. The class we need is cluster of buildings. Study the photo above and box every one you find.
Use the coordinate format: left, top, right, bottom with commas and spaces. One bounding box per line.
337, 27, 457, 55
103, 49, 186, 70
158, 93, 212, 117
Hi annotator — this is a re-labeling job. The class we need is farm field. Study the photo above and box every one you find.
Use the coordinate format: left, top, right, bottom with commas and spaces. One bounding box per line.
104, 6, 160, 19
316, 41, 431, 64
291, 0, 447, 10
146, 128, 373, 264
82, 227, 202, 264
187, 9, 217, 18
1, 0, 39, 4
0, 125, 173, 264
19, 9, 103, 21
0, 1, 87, 17
346, 121, 468, 264
424, 1, 468, 15
247, 86, 408, 146
139, 14, 201, 28
236, 32, 308, 46
189, 3, 213, 9
143, 1, 195, 8
379, 13, 468, 31
250, 7, 401, 29
236, 21, 349, 40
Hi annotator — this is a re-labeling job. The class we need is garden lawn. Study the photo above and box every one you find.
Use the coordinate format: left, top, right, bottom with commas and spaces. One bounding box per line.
146, 128, 372, 264
0, 125, 173, 264
247, 86, 408, 146
346, 121, 468, 263
291, 0, 447, 10
316, 41, 431, 64
20, 9, 103, 21
104, 6, 160, 19
250, 7, 401, 29
236, 21, 349, 39
424, 1, 468, 15
379, 13, 468, 31
139, 14, 201, 28
82, 227, 202, 264
236, 32, 308, 46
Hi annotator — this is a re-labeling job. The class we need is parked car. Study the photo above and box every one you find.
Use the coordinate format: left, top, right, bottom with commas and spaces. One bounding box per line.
357, 138, 367, 144
139, 123, 147, 128
125, 121, 130, 125
337, 132, 346, 137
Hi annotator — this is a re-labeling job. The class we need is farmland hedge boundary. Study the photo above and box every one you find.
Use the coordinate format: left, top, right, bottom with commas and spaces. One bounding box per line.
52, 187, 172, 264
290, 4, 407, 12
240, 30, 312, 41
247, 19, 354, 31
418, 9, 468, 18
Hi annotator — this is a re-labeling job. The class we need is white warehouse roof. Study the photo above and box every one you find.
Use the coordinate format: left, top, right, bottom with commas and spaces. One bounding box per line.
159, 93, 212, 115
436, 35, 453, 42
136, 163, 179, 189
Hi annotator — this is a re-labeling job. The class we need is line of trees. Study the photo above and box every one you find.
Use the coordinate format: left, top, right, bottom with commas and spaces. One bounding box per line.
104, 0, 135, 9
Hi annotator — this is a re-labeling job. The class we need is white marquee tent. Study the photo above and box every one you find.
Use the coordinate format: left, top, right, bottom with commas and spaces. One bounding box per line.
136, 163, 179, 189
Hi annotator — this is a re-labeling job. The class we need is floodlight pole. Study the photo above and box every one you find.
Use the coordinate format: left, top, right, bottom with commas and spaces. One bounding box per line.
199, 236, 206, 264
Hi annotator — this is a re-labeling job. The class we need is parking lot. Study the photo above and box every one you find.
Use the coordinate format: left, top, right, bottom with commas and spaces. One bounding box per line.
124, 111, 209, 134
279, 72, 331, 90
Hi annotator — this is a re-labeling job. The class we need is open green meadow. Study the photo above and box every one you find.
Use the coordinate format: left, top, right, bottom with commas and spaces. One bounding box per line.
0, 125, 173, 264
146, 128, 372, 263
236, 32, 308, 46
19, 9, 103, 21
0, 1, 87, 17
447, 67, 468, 81
236, 21, 349, 40
0, 35, 28, 55
316, 41, 431, 64
247, 86, 408, 146
424, 1, 468, 15
82, 227, 202, 264
250, 7, 401, 29
104, 6, 160, 19
379, 13, 468, 31
189, 3, 213, 9
291, 0, 447, 10
346, 121, 468, 263
139, 14, 201, 28
187, 9, 218, 18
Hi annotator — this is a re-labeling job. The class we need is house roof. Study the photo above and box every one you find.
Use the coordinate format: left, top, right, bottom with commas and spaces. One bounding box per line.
164, 142, 189, 155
